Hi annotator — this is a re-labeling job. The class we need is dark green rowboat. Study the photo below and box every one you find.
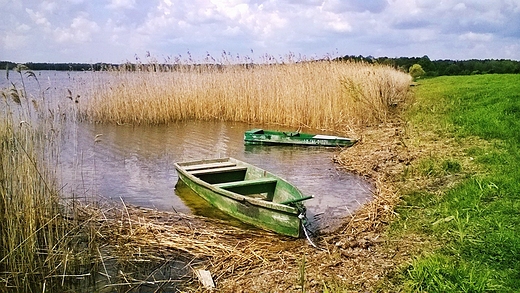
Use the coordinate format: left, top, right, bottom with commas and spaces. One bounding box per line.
244, 129, 357, 147
174, 157, 312, 237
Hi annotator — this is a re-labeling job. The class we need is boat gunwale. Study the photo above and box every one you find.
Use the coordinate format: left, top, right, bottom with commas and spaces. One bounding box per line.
245, 129, 357, 140
244, 129, 357, 146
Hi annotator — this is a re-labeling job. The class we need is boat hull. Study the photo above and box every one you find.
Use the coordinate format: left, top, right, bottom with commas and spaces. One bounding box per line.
174, 158, 309, 237
244, 129, 357, 147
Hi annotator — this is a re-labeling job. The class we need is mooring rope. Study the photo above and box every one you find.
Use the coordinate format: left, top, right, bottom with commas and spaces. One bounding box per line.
299, 214, 322, 250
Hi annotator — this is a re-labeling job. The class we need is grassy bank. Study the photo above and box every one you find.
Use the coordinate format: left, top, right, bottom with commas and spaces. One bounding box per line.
392, 74, 520, 291
82, 61, 411, 130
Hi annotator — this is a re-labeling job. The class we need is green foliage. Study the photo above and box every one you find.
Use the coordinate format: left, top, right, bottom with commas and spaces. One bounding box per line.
405, 254, 496, 292
337, 55, 520, 76
393, 74, 520, 292
441, 159, 461, 174
411, 156, 462, 177
417, 157, 437, 176
409, 64, 426, 80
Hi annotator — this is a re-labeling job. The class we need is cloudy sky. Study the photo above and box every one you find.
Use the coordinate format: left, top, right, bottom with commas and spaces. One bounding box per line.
1, 0, 519, 63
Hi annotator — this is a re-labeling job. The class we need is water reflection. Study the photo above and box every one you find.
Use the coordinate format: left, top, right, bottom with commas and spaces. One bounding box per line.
59, 120, 373, 232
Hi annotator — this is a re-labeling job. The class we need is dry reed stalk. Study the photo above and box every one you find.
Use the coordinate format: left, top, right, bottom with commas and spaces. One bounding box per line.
94, 205, 306, 291
0, 121, 72, 291
90, 196, 405, 292
82, 61, 411, 131
1, 68, 104, 292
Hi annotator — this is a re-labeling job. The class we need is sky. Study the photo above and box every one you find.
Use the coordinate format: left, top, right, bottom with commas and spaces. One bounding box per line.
1, 0, 519, 63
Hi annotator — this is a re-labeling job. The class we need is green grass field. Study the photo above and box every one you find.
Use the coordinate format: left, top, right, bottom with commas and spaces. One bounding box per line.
394, 74, 520, 292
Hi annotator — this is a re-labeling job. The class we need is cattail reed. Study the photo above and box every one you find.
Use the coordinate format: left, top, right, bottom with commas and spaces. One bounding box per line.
82, 59, 412, 130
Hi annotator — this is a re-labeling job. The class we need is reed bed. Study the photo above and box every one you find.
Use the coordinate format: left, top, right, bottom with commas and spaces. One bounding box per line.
0, 68, 98, 292
0, 117, 80, 292
82, 60, 412, 131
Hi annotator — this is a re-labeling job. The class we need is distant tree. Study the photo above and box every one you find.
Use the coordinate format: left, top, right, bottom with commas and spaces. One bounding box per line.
444, 64, 461, 75
418, 55, 435, 73
409, 64, 426, 80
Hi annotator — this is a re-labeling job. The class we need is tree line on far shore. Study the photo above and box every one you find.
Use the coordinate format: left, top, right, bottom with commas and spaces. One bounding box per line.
0, 61, 116, 72
338, 55, 520, 76
1, 55, 520, 76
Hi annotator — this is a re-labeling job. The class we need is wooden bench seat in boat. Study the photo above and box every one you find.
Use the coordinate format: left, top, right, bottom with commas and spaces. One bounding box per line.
214, 177, 278, 201
188, 166, 248, 176
183, 162, 237, 172
213, 177, 278, 188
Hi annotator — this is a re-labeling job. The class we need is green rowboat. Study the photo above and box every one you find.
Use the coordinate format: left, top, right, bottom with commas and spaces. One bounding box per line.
244, 129, 357, 147
174, 157, 312, 237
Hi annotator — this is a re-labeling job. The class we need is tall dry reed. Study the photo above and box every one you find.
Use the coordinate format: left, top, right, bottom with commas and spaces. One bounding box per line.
0, 66, 97, 292
0, 120, 62, 291
82, 60, 412, 131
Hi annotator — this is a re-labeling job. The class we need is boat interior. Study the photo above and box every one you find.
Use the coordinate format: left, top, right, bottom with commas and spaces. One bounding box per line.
183, 161, 277, 201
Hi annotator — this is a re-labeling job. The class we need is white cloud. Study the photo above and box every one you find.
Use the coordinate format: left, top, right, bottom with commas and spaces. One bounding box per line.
2, 32, 27, 50
321, 0, 387, 13
321, 11, 351, 33
240, 8, 287, 39
504, 44, 520, 58
1, 0, 520, 62
16, 23, 31, 32
40, 1, 58, 13
222, 25, 241, 36
107, 0, 136, 9
459, 32, 493, 42
211, 1, 250, 20
25, 8, 51, 28
453, 2, 466, 11
53, 14, 100, 43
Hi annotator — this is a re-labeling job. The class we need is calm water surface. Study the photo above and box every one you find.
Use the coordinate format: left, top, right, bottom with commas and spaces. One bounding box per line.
59, 121, 373, 232
1, 70, 373, 233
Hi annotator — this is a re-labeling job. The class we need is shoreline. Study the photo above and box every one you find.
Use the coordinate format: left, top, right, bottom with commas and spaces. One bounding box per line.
89, 120, 419, 292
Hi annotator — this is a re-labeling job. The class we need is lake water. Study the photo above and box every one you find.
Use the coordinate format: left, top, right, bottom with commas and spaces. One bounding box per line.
1, 70, 373, 233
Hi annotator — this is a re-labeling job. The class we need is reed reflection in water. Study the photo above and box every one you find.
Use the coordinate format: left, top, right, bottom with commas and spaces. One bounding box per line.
59, 120, 373, 232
